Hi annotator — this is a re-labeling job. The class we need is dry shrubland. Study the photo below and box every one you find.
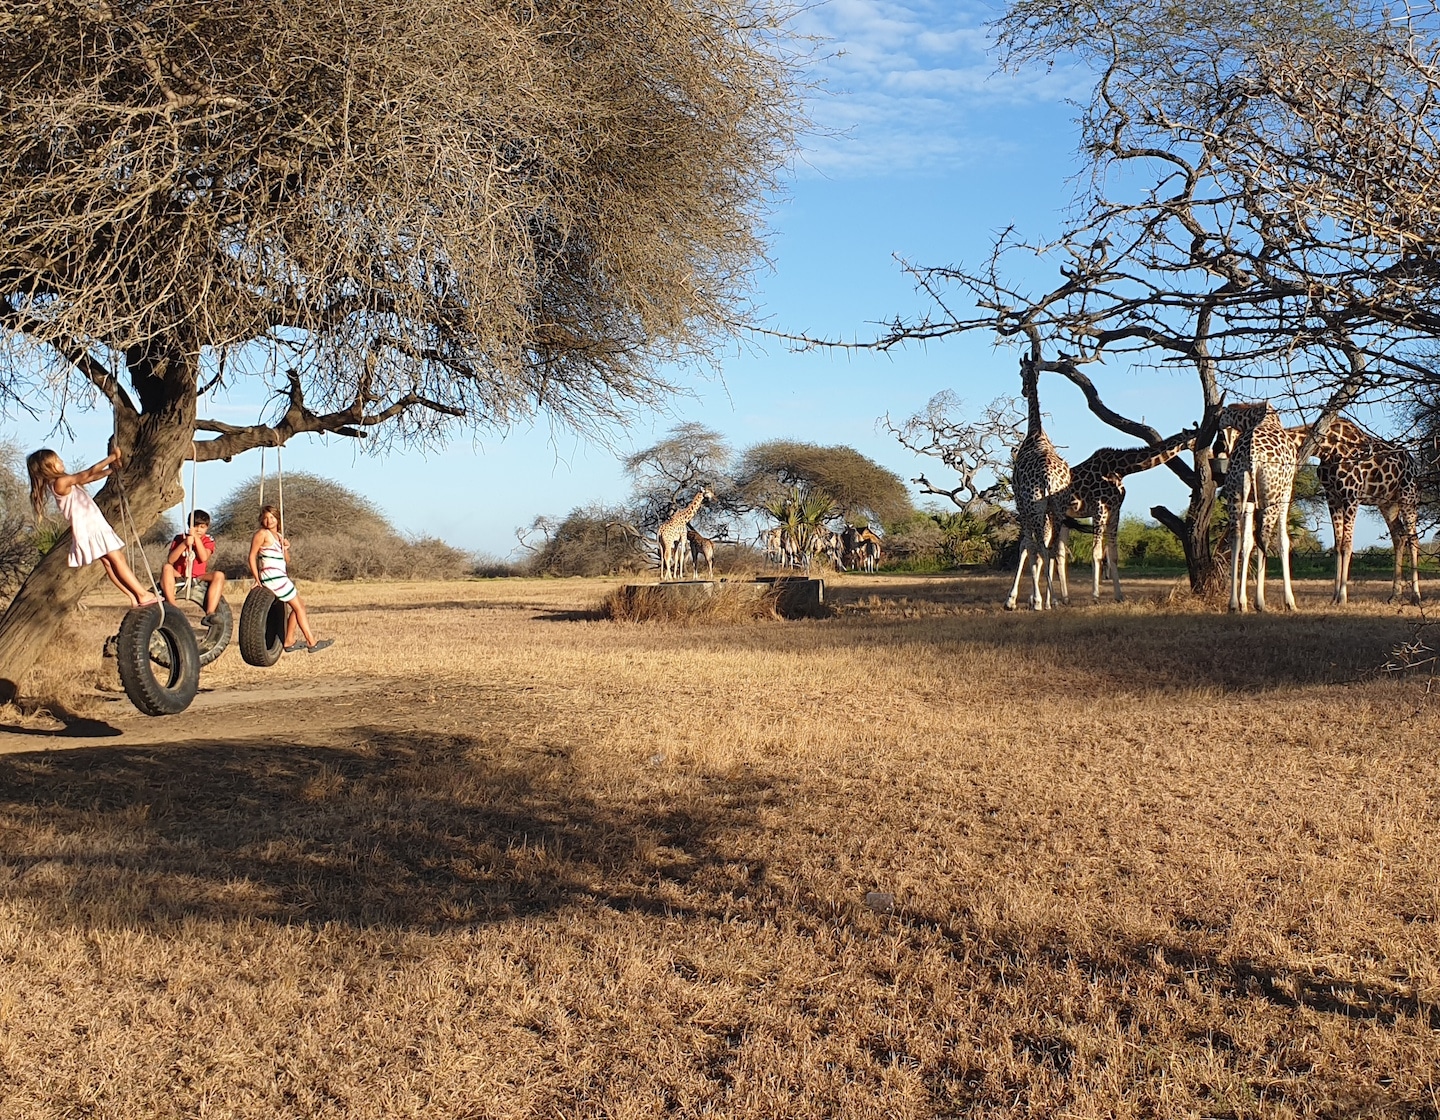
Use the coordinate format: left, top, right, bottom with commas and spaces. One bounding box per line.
0, 572, 1438, 1117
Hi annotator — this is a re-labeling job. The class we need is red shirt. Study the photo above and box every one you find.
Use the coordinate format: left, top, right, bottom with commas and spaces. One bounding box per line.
169, 533, 216, 577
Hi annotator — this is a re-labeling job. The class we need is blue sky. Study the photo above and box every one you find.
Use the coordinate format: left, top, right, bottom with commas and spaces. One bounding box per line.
4, 1, 1368, 555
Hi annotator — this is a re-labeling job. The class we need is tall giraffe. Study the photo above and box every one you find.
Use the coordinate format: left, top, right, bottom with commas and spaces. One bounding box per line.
1054, 426, 1199, 603
1216, 402, 1299, 613
657, 488, 713, 580
1005, 356, 1071, 610
1295, 418, 1421, 606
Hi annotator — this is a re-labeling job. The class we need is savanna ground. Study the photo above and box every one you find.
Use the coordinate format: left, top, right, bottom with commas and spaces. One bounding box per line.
1, 569, 1438, 1118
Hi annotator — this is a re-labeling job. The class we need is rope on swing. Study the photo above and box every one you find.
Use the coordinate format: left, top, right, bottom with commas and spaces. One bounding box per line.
256, 436, 285, 538
109, 406, 160, 599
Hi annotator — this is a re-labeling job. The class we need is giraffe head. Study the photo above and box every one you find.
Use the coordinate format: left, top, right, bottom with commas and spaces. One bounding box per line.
1019, 354, 1038, 399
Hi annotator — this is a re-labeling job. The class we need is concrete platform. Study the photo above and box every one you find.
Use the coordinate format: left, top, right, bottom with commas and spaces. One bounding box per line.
618, 578, 827, 619
754, 576, 827, 619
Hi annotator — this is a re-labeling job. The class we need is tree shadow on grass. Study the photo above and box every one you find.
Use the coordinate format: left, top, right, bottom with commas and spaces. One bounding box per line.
721, 578, 1422, 693
887, 911, 1440, 1116
0, 728, 773, 931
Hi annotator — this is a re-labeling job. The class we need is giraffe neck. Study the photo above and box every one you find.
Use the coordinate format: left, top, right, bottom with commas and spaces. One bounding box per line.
1026, 381, 1043, 439
667, 493, 705, 531
1112, 430, 1195, 476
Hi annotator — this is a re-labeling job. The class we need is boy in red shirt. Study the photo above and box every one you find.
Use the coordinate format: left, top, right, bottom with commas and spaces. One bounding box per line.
162, 510, 227, 621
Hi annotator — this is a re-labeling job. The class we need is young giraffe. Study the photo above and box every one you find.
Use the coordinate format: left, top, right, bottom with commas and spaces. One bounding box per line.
686, 525, 716, 580
1302, 418, 1421, 606
1005, 356, 1071, 610
1053, 425, 1200, 603
1216, 402, 1299, 613
657, 488, 713, 580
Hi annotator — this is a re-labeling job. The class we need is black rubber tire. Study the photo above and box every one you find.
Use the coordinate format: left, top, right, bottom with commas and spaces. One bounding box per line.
238, 585, 286, 667
150, 585, 232, 669
116, 602, 200, 717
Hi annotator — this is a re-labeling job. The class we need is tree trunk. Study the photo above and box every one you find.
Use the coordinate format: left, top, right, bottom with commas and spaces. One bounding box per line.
0, 346, 196, 703
1151, 415, 1224, 596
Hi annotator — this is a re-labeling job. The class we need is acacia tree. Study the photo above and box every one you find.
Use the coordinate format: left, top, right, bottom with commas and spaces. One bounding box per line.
622, 423, 735, 538
0, 0, 800, 695
734, 440, 913, 527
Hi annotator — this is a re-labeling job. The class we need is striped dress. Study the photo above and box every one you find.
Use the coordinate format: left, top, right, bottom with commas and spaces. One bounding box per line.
257, 535, 297, 602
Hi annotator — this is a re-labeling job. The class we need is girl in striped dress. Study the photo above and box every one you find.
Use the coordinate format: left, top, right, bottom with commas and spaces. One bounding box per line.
247, 504, 332, 654
27, 447, 159, 607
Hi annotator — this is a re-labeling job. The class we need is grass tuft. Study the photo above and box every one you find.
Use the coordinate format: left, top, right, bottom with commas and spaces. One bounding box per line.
600, 580, 781, 623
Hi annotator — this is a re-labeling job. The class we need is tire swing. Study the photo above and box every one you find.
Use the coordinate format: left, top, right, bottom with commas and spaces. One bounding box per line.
238, 441, 287, 668
110, 450, 201, 716
152, 446, 233, 669
117, 602, 201, 717
151, 584, 233, 669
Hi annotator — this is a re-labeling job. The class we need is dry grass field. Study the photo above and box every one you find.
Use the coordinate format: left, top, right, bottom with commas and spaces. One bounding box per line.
1, 570, 1438, 1118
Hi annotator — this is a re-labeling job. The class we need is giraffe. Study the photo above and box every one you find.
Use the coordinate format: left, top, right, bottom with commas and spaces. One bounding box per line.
1005, 356, 1071, 610
857, 527, 883, 573
762, 526, 784, 566
687, 525, 716, 580
1054, 425, 1200, 603
657, 488, 713, 580
1215, 402, 1298, 613
1299, 418, 1421, 606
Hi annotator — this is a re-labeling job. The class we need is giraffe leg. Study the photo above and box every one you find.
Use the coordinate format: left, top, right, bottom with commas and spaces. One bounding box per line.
1252, 509, 1267, 614
1031, 543, 1048, 610
1005, 539, 1030, 611
1338, 504, 1358, 606
1102, 508, 1123, 603
1091, 525, 1103, 604
1229, 483, 1251, 613
1053, 521, 1070, 606
1275, 498, 1296, 611
1330, 502, 1351, 605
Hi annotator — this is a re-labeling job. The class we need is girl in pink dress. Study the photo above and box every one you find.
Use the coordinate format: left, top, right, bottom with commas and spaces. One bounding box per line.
27, 448, 158, 608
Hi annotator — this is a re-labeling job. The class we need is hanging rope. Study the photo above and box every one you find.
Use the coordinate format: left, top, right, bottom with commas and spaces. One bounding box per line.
275, 438, 284, 538
108, 418, 159, 596
255, 437, 284, 535
182, 440, 199, 595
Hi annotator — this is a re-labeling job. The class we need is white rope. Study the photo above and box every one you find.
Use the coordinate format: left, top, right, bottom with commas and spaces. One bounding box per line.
275, 440, 284, 538
256, 439, 283, 534
108, 406, 159, 596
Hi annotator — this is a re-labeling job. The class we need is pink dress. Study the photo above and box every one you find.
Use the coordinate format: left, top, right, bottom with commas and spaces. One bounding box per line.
53, 483, 125, 567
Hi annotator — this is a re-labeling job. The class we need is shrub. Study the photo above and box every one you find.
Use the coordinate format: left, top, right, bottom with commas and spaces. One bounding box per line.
206, 473, 471, 581
525, 505, 649, 577
600, 581, 779, 623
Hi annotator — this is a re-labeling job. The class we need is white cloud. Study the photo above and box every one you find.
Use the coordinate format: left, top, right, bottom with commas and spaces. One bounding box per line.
792, 0, 1090, 176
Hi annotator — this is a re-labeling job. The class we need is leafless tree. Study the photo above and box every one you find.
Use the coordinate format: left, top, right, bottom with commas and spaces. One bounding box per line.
0, 0, 802, 695
881, 391, 1022, 515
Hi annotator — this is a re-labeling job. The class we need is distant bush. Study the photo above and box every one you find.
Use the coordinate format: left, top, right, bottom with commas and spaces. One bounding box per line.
204, 472, 471, 581
0, 442, 43, 595
471, 553, 527, 578
880, 507, 1017, 570
524, 505, 649, 577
